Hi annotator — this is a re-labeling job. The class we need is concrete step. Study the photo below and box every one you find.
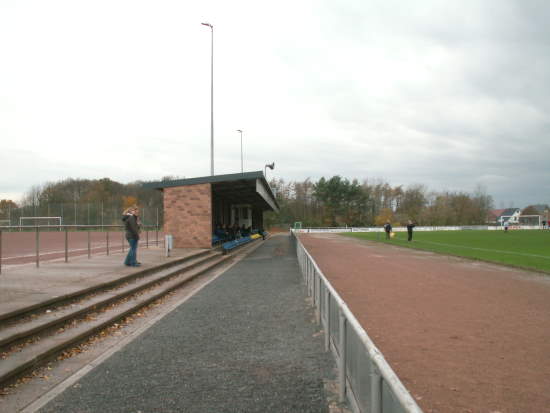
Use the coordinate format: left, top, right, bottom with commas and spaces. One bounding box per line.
0, 251, 221, 349
0, 249, 212, 323
0, 253, 230, 387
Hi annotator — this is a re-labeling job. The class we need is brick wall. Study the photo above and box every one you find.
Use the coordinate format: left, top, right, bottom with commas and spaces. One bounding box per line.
163, 183, 212, 249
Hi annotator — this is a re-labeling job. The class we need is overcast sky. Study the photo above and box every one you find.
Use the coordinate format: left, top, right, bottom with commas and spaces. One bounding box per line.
1, 0, 549, 208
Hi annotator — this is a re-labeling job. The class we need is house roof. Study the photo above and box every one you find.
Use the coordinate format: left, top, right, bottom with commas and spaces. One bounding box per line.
488, 209, 506, 219
143, 171, 279, 212
501, 208, 520, 217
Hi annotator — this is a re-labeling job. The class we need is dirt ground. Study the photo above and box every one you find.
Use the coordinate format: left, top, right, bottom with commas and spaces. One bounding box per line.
299, 233, 550, 413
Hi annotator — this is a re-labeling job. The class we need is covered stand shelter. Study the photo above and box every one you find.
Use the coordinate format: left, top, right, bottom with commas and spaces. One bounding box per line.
144, 171, 279, 248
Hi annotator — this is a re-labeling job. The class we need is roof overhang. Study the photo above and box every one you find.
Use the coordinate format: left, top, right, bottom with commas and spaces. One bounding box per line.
143, 171, 279, 213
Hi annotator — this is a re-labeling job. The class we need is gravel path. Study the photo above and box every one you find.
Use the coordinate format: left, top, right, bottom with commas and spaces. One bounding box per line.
39, 235, 338, 413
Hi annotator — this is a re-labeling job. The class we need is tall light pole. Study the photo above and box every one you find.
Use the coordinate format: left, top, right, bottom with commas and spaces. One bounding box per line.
236, 129, 243, 173
201, 22, 214, 175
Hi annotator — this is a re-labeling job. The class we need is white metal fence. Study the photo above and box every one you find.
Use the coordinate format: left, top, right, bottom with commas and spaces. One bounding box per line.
293, 225, 542, 233
293, 230, 423, 413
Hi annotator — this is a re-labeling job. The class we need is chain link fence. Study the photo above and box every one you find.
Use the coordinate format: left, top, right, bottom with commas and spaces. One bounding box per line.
0, 202, 163, 229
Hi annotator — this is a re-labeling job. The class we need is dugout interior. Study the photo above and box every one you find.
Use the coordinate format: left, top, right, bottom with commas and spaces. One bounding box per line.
144, 171, 279, 248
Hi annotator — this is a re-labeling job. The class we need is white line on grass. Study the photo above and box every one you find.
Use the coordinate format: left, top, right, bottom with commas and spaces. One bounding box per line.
414, 240, 550, 260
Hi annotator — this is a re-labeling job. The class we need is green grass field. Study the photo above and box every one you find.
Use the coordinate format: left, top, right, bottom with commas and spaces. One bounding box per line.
344, 230, 550, 273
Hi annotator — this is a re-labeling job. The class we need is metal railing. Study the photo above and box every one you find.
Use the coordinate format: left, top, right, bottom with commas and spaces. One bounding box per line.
293, 224, 544, 233
0, 224, 164, 274
292, 230, 423, 413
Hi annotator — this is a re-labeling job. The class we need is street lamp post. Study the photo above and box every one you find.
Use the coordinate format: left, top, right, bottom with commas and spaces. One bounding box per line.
236, 129, 243, 173
201, 22, 214, 175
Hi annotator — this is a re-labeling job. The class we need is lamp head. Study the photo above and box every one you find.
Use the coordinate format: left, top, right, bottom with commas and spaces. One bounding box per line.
266, 162, 275, 170
201, 22, 213, 28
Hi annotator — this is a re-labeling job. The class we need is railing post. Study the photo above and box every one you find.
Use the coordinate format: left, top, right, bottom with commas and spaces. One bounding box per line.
308, 261, 313, 296
311, 263, 317, 304
310, 263, 315, 298
106, 231, 110, 256
64, 228, 68, 263
146, 229, 149, 248
156, 227, 159, 246
338, 309, 347, 403
316, 274, 321, 324
370, 362, 382, 413
87, 231, 91, 258
122, 231, 125, 253
35, 227, 40, 268
0, 229, 2, 274
324, 289, 330, 352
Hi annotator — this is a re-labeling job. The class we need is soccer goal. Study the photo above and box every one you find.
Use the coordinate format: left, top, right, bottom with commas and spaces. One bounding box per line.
19, 216, 63, 227
518, 215, 541, 227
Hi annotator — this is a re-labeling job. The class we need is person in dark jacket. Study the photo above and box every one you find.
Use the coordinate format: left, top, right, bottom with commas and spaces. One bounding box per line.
384, 222, 392, 240
122, 206, 141, 267
406, 220, 416, 241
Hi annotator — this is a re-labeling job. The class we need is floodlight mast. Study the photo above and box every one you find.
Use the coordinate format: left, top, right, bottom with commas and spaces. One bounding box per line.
201, 22, 214, 175
237, 129, 243, 173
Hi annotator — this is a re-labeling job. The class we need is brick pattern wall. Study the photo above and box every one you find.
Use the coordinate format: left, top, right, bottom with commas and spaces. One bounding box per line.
164, 184, 212, 249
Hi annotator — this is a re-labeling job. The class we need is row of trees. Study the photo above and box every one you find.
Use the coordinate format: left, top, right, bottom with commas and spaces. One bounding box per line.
6, 174, 542, 230
264, 176, 495, 228
0, 178, 163, 226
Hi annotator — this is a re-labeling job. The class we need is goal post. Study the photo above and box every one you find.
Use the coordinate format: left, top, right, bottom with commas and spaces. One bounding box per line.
19, 217, 63, 227
518, 215, 541, 227
500, 215, 540, 227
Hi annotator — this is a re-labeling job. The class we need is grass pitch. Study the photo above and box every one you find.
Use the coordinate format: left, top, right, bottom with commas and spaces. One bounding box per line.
344, 230, 550, 273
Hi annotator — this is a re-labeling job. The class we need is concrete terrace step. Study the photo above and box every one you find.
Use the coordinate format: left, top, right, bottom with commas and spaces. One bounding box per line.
0, 251, 222, 349
0, 253, 230, 386
0, 249, 212, 323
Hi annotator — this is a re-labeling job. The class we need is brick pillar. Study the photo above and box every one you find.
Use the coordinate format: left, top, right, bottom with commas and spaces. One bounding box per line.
163, 183, 212, 248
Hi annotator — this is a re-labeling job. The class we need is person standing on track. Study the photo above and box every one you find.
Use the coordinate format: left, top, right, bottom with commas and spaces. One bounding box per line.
406, 220, 416, 241
122, 206, 141, 267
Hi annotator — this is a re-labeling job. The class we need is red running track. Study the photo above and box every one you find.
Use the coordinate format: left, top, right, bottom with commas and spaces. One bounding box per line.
0, 231, 164, 266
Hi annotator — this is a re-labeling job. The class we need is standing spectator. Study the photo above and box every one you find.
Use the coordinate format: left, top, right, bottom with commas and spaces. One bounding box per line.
406, 220, 416, 241
122, 206, 141, 267
384, 222, 392, 240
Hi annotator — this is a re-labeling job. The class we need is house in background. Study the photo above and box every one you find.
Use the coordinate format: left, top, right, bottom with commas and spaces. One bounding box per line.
487, 209, 505, 224
489, 208, 521, 225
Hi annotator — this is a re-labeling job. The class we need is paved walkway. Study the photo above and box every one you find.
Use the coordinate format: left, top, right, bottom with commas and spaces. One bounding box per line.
35, 235, 337, 412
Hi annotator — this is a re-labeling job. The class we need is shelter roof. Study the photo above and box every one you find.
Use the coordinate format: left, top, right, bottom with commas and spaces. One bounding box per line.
143, 171, 279, 212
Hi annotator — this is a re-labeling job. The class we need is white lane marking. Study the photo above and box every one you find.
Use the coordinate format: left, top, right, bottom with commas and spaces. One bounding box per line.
416, 240, 550, 260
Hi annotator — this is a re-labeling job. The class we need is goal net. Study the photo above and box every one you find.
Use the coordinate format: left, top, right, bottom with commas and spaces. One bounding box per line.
518, 215, 541, 226
19, 216, 63, 227
500, 215, 540, 227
